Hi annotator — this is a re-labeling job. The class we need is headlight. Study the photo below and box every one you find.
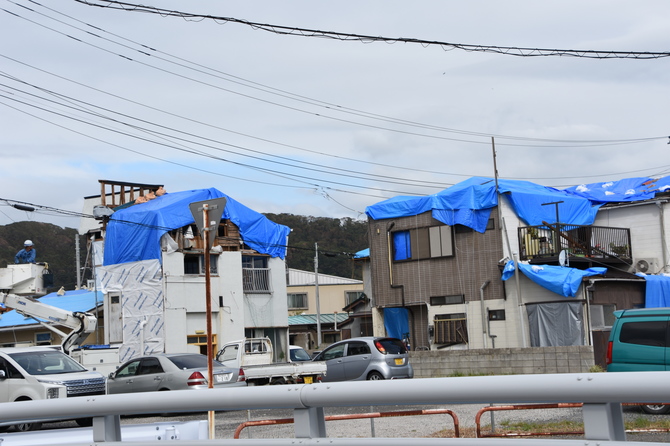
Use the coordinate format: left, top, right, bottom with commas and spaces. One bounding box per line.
46, 388, 59, 399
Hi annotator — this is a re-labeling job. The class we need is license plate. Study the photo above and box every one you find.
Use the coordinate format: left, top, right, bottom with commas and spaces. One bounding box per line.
215, 373, 232, 383
304, 376, 313, 384
395, 358, 403, 365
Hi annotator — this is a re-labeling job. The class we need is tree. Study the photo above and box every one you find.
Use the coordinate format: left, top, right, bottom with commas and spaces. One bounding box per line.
263, 214, 368, 279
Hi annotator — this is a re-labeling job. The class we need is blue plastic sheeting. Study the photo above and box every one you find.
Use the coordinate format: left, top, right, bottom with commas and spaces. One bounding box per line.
366, 177, 602, 232
353, 248, 369, 259
104, 188, 290, 265
562, 177, 664, 204
393, 231, 411, 260
384, 307, 409, 340
638, 274, 670, 307
0, 289, 102, 328
502, 260, 606, 297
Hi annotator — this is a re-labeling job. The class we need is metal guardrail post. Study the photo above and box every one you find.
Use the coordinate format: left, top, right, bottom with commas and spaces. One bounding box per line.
293, 407, 326, 438
92, 414, 121, 442
582, 402, 626, 441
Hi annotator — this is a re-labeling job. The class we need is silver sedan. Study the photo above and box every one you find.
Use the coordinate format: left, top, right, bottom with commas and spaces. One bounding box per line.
107, 353, 246, 394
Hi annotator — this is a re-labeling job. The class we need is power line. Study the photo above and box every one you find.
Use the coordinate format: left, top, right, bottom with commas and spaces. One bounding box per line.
75, 0, 670, 60
1, 0, 667, 199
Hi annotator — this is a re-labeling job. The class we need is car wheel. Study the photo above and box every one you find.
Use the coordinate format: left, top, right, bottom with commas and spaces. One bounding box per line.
367, 371, 384, 381
270, 378, 286, 385
76, 418, 93, 427
641, 404, 670, 415
13, 422, 42, 432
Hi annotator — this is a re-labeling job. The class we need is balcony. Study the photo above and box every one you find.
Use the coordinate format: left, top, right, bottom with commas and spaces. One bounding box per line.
242, 268, 272, 294
518, 224, 631, 263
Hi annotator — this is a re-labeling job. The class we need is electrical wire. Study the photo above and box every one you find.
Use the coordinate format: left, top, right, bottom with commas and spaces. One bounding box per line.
5, 1, 667, 149
75, 0, 670, 60
0, 0, 667, 200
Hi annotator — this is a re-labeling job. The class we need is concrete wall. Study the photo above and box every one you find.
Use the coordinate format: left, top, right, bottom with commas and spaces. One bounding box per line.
409, 346, 595, 378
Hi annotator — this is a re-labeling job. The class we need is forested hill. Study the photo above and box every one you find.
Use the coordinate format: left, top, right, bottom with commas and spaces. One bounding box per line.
263, 214, 368, 280
0, 221, 85, 291
0, 215, 369, 291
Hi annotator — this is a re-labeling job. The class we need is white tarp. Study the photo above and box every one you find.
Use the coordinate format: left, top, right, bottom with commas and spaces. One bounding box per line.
97, 259, 164, 362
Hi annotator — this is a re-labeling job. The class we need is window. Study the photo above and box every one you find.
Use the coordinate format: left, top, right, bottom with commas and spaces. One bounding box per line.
116, 360, 140, 377
620, 321, 667, 347
288, 293, 308, 309
392, 225, 454, 262
488, 309, 506, 321
430, 295, 465, 305
187, 334, 218, 356
323, 333, 341, 344
35, 332, 51, 346
434, 313, 468, 346
345, 291, 365, 306
0, 357, 23, 379
322, 343, 345, 360
184, 254, 218, 275
346, 341, 370, 356
242, 255, 271, 293
138, 358, 163, 375
242, 256, 268, 269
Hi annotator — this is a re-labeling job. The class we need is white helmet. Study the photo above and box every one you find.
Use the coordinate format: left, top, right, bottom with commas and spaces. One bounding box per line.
24, 240, 33, 246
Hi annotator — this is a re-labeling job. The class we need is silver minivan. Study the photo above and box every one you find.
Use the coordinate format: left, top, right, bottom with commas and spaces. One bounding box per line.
312, 337, 413, 382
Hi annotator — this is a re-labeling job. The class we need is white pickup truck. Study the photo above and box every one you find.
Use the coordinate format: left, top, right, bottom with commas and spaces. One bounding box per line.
216, 338, 326, 386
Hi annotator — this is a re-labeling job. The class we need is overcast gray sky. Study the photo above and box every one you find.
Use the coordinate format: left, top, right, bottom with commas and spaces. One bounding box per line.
2, 0, 669, 229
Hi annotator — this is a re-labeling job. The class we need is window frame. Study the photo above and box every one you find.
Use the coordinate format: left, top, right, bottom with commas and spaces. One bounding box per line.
392, 225, 454, 262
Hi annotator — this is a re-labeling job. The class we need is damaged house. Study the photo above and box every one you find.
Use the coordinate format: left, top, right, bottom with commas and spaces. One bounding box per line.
365, 176, 670, 366
79, 180, 291, 364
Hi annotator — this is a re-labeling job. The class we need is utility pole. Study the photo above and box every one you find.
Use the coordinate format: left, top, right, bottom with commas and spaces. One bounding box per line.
314, 243, 321, 348
189, 197, 226, 440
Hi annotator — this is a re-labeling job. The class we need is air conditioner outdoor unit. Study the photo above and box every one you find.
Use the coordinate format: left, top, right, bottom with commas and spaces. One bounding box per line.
634, 258, 659, 274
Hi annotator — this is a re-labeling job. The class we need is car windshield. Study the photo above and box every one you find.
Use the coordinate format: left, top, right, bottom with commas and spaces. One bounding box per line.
290, 348, 311, 361
168, 354, 225, 370
377, 338, 407, 354
9, 351, 87, 375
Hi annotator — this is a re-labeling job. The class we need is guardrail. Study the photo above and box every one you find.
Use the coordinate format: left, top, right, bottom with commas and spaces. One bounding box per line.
234, 408, 460, 439
1, 371, 669, 445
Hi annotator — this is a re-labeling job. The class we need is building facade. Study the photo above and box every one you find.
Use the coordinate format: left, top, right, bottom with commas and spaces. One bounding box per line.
365, 176, 668, 366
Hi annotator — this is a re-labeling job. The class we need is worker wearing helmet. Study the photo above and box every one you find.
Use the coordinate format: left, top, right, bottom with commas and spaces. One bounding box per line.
15, 240, 36, 264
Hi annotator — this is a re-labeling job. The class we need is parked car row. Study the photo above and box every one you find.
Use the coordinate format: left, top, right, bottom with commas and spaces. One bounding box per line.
0, 337, 413, 432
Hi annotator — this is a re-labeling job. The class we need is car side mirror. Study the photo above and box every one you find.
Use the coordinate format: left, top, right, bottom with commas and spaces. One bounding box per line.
108, 371, 116, 379
0, 370, 6, 380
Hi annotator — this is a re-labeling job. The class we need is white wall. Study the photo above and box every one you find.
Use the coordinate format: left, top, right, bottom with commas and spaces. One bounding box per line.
594, 201, 668, 273
162, 250, 246, 352
243, 257, 289, 329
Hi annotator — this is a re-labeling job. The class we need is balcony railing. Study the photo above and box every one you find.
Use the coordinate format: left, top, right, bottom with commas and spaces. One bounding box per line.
518, 224, 631, 261
243, 268, 272, 293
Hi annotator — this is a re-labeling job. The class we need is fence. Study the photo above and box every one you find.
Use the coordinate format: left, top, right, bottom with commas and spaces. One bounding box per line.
1, 371, 669, 445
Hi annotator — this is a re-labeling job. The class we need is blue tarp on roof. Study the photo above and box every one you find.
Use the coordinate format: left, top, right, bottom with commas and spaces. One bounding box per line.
0, 289, 102, 328
638, 274, 670, 308
502, 260, 606, 297
366, 176, 670, 232
103, 188, 291, 265
562, 177, 667, 204
366, 177, 602, 232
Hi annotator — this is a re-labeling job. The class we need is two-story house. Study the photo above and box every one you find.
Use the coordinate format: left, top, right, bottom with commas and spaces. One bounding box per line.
365, 176, 670, 365
79, 180, 291, 364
